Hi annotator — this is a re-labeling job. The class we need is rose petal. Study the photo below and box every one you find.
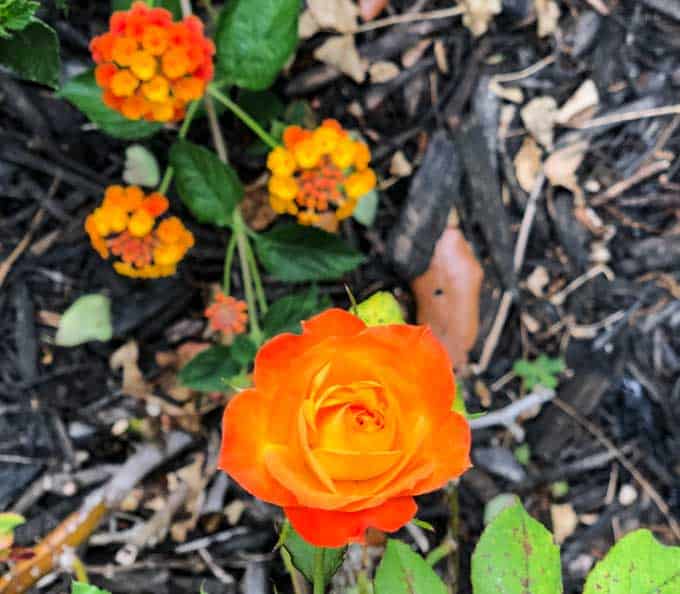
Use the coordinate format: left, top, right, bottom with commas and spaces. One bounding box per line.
285, 496, 417, 547
313, 448, 403, 481
301, 308, 366, 338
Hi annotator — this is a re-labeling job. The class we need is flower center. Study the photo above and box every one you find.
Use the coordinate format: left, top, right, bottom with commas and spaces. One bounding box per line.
109, 231, 155, 267
295, 158, 345, 213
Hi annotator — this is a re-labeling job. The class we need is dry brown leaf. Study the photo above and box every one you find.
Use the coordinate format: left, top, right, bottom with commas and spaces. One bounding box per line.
369, 60, 400, 83
521, 96, 558, 150
411, 228, 484, 369
526, 265, 550, 297
401, 39, 432, 68
556, 79, 599, 126
359, 0, 389, 21
172, 453, 206, 542
110, 341, 152, 399
308, 0, 358, 33
489, 78, 524, 104
459, 0, 502, 37
514, 136, 543, 192
551, 503, 578, 544
298, 9, 321, 39
314, 34, 367, 83
544, 139, 589, 203
535, 0, 560, 37
242, 175, 278, 231
390, 150, 413, 177
37, 310, 61, 328
225, 500, 246, 525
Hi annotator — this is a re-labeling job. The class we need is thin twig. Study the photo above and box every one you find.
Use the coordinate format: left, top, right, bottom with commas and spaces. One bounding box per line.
574, 104, 680, 130
513, 174, 545, 273
475, 291, 513, 374
491, 54, 556, 84
355, 6, 464, 33
590, 160, 671, 206
552, 397, 680, 541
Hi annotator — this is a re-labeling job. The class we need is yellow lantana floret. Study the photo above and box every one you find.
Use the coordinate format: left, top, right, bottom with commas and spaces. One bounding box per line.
267, 147, 297, 177
268, 175, 299, 201
129, 50, 156, 80
345, 169, 377, 199
331, 138, 357, 170
128, 209, 155, 237
293, 138, 321, 169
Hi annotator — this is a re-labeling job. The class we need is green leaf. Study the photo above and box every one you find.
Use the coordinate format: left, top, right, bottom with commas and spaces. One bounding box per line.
255, 223, 365, 282
58, 70, 161, 139
512, 355, 565, 391
215, 0, 300, 90
374, 539, 448, 594
0, 18, 60, 88
0, 513, 25, 535
583, 529, 680, 594
0, 0, 39, 37
123, 144, 160, 188
352, 189, 379, 227
169, 140, 244, 227
178, 345, 241, 392
354, 291, 404, 326
237, 89, 284, 127
111, 0, 181, 19
471, 503, 563, 594
55, 294, 113, 347
230, 335, 257, 366
482, 494, 520, 526
72, 583, 111, 594
282, 524, 345, 586
263, 286, 331, 338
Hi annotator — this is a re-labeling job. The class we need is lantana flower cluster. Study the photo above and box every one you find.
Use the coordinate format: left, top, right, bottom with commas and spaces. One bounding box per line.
90, 1, 215, 122
205, 293, 248, 341
85, 185, 194, 278
266, 119, 377, 226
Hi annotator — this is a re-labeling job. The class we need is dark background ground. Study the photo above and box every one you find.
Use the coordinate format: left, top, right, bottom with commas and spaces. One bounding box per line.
2, 0, 680, 592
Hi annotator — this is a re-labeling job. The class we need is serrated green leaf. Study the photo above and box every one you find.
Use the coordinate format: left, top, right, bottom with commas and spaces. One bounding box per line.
170, 140, 243, 227
123, 144, 160, 188
254, 223, 364, 283
0, 513, 25, 535
512, 355, 565, 391
282, 524, 345, 586
215, 0, 300, 90
178, 345, 240, 392
72, 583, 111, 594
0, 0, 39, 35
230, 334, 257, 366
471, 503, 563, 594
262, 286, 330, 339
352, 189, 379, 227
354, 291, 404, 326
374, 539, 448, 594
583, 529, 680, 594
59, 70, 161, 139
0, 18, 60, 88
111, 0, 181, 19
55, 294, 113, 347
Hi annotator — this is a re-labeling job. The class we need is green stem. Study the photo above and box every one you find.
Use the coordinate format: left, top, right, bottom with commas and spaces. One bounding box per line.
222, 232, 238, 293
244, 234, 267, 315
157, 99, 200, 195
234, 211, 262, 343
313, 547, 325, 594
208, 85, 279, 149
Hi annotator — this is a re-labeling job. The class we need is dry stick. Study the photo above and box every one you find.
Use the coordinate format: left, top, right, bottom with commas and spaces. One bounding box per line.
491, 54, 556, 84
0, 209, 44, 288
590, 159, 671, 206
476, 175, 545, 372
0, 432, 193, 594
552, 398, 680, 541
355, 5, 464, 33
584, 0, 610, 15
573, 104, 680, 130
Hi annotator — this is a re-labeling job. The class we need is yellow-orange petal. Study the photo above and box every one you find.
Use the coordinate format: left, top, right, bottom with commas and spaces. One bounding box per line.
149, 100, 175, 122
172, 76, 205, 102
128, 209, 154, 237
353, 141, 371, 171
140, 192, 169, 216
142, 24, 168, 56
162, 47, 189, 79
285, 497, 417, 548
141, 75, 169, 102
153, 242, 184, 266
110, 70, 139, 97
121, 94, 149, 120
344, 169, 377, 199
330, 138, 356, 169
268, 175, 298, 201
129, 50, 157, 81
266, 146, 297, 177
111, 36, 138, 67
293, 138, 321, 169
95, 63, 118, 88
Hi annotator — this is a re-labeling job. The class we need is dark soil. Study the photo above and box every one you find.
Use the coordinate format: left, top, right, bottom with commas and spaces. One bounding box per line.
2, 0, 680, 593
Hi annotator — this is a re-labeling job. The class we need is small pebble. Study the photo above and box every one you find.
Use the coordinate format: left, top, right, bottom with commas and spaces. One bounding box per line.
618, 483, 638, 506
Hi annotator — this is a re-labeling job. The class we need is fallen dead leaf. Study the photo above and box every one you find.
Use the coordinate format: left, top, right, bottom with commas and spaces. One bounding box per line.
551, 503, 578, 544
459, 0, 502, 37
225, 500, 246, 526
298, 9, 321, 39
401, 39, 432, 69
521, 96, 558, 150
526, 265, 550, 297
556, 79, 599, 126
172, 453, 206, 542
543, 139, 589, 203
514, 136, 543, 192
314, 34, 367, 83
308, 0, 358, 33
489, 78, 524, 104
411, 228, 484, 368
242, 176, 278, 231
110, 341, 152, 400
535, 0, 560, 38
359, 0, 389, 21
390, 150, 413, 177
37, 310, 61, 328
369, 60, 400, 83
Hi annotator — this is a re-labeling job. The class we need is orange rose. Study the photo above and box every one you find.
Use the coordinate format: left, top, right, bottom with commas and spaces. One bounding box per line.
218, 309, 471, 547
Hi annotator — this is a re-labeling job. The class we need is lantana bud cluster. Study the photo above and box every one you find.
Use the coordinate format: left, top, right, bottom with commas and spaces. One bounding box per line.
204, 293, 248, 341
90, 1, 215, 122
266, 119, 377, 226
85, 185, 194, 278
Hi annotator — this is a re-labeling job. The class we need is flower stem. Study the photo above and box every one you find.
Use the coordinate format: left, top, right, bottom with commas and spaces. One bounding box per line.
208, 85, 279, 149
156, 99, 200, 195
223, 232, 237, 293
244, 233, 267, 315
234, 211, 262, 344
313, 547, 325, 594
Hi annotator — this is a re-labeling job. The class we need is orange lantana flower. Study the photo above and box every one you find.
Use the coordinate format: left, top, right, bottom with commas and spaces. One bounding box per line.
85, 185, 194, 278
204, 293, 248, 340
90, 2, 214, 123
266, 119, 377, 228
218, 309, 471, 547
